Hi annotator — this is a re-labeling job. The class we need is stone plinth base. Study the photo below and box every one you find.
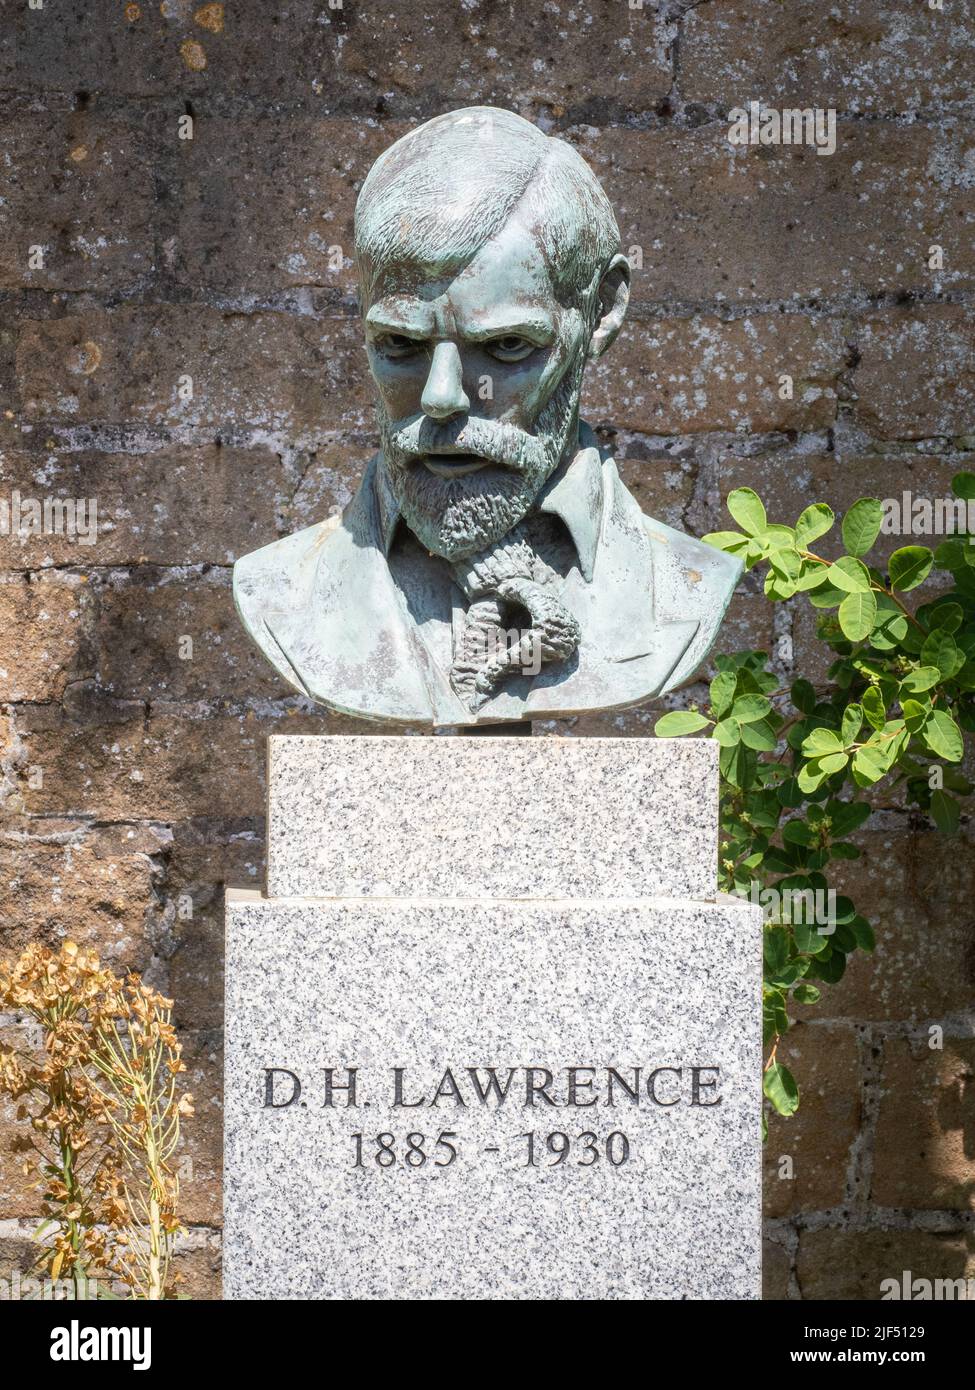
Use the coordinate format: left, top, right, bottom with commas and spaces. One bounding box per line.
224, 886, 762, 1300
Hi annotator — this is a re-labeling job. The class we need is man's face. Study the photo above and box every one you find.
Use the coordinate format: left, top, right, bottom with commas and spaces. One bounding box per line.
363, 212, 590, 561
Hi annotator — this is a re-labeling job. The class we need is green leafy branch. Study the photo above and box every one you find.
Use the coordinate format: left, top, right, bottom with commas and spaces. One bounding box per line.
655, 474, 975, 1133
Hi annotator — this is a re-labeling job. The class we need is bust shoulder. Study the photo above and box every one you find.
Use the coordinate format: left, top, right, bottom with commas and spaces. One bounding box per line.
641, 513, 744, 693
232, 515, 343, 688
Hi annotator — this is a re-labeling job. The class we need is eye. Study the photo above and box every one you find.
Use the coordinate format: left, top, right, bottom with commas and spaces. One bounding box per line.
374, 333, 424, 360
484, 335, 536, 363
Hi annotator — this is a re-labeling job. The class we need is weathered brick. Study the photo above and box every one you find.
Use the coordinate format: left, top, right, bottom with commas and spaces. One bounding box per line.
15, 307, 370, 432
793, 827, 975, 1022
164, 833, 264, 1032
572, 120, 975, 305
0, 572, 89, 702
584, 314, 846, 435
0, 821, 161, 964
0, 1021, 44, 1223
0, 437, 288, 568
288, 435, 372, 531
854, 306, 975, 441
764, 1023, 860, 1216
797, 1227, 975, 1300
615, 446, 699, 533
682, 0, 975, 113
0, 111, 155, 292
0, 1232, 34, 1291
873, 1038, 975, 1210
173, 118, 398, 296
6, 1, 673, 115
8, 707, 362, 822
174, 1035, 222, 1228
762, 1236, 792, 1300
90, 569, 289, 705
169, 1233, 221, 1300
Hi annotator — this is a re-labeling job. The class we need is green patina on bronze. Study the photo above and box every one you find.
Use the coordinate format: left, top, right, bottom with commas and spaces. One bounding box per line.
233, 107, 742, 727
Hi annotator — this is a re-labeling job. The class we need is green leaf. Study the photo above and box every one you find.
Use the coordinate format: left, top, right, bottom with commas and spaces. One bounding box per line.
727, 487, 768, 537
764, 926, 791, 973
765, 524, 798, 552
808, 947, 847, 983
900, 666, 941, 694
841, 704, 864, 744
921, 629, 965, 680
827, 555, 872, 594
870, 597, 909, 650
851, 745, 889, 785
709, 671, 738, 718
702, 529, 750, 553
763, 1062, 799, 1116
795, 503, 835, 547
957, 661, 975, 692
851, 915, 876, 952
720, 742, 757, 789
889, 545, 934, 591
838, 587, 878, 641
783, 819, 815, 846
802, 726, 844, 756
930, 789, 961, 834
808, 583, 845, 609
713, 717, 742, 747
797, 760, 827, 793
795, 563, 831, 591
901, 698, 929, 733
654, 710, 711, 736
819, 751, 850, 774
842, 497, 884, 557
827, 799, 871, 838
740, 719, 778, 751
732, 693, 773, 724
792, 983, 821, 1005
862, 685, 886, 730
791, 679, 817, 716
951, 471, 975, 501
923, 709, 964, 762
794, 913, 831, 954
923, 601, 964, 634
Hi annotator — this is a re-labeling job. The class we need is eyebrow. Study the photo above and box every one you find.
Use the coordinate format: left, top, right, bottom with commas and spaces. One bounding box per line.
364, 303, 435, 336
364, 304, 556, 345
462, 317, 555, 345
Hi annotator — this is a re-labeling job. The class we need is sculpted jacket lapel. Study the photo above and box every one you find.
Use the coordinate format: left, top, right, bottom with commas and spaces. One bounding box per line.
481, 451, 698, 720
260, 457, 468, 724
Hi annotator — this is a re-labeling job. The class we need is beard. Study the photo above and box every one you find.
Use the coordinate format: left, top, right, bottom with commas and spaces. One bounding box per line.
377, 355, 585, 561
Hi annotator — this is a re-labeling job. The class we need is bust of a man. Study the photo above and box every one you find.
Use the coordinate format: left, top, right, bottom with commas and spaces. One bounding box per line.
234, 107, 742, 726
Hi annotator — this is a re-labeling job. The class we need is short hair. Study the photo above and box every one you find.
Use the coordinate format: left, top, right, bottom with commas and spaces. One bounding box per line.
354, 107, 621, 311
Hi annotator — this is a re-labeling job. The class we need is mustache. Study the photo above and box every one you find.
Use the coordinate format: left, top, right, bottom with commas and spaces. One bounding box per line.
385, 415, 544, 473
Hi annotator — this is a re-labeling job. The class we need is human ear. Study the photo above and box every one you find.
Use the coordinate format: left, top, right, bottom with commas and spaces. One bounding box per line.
587, 253, 631, 360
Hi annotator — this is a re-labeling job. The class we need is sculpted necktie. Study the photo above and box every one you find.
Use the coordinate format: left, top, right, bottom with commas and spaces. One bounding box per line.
448, 523, 581, 712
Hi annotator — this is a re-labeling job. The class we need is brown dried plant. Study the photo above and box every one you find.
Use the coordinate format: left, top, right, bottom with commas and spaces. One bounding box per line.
0, 941, 194, 1299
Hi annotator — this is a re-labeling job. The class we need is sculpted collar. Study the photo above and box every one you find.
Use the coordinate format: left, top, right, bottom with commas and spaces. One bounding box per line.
374, 435, 604, 583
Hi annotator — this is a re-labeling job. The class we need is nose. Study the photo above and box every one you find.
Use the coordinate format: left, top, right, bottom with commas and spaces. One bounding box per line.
420, 341, 470, 420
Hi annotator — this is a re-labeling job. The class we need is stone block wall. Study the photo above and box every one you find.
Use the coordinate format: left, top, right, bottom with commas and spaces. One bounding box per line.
1, 0, 973, 1299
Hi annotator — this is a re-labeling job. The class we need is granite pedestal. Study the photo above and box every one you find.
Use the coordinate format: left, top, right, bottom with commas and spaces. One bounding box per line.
224, 735, 762, 1301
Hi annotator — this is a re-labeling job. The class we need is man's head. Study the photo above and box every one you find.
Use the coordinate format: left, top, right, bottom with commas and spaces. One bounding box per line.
354, 107, 630, 561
